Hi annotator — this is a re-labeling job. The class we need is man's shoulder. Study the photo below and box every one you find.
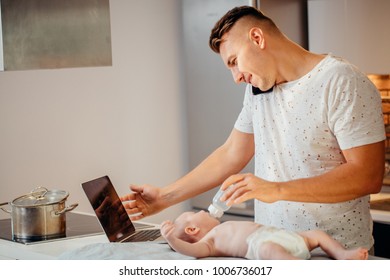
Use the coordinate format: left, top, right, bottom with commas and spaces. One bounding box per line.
320, 54, 362, 76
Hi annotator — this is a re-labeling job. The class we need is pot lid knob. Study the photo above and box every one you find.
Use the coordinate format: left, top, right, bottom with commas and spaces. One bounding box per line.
30, 187, 48, 200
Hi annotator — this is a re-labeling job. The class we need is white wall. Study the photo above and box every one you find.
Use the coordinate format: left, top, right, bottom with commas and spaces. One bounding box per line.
0, 0, 190, 223
308, 0, 390, 74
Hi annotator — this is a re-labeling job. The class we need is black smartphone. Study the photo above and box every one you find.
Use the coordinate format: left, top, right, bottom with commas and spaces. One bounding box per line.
252, 86, 273, 95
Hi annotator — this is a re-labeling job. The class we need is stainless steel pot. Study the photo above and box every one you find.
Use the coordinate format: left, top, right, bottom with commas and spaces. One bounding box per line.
0, 187, 78, 241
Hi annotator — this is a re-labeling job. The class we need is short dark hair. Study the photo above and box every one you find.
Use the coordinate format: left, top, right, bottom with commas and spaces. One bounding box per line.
209, 6, 276, 53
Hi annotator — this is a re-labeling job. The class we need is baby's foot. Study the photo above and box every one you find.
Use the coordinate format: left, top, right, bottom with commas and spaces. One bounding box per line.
343, 247, 368, 260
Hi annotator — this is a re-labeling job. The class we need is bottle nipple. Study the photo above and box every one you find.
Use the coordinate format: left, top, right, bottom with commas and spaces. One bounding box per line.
208, 204, 224, 218
208, 186, 231, 218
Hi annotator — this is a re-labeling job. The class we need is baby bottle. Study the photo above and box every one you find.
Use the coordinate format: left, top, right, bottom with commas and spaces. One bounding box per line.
208, 186, 232, 218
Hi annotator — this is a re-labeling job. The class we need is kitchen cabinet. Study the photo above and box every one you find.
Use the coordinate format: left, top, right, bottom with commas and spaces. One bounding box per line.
373, 222, 390, 258
0, 0, 112, 71
370, 190, 390, 258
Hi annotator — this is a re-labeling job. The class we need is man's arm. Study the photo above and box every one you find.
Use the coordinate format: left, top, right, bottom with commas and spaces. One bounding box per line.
122, 128, 254, 220
161, 128, 254, 205
222, 140, 385, 204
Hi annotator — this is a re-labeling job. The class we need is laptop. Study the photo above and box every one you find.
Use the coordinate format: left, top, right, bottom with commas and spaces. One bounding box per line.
81, 175, 164, 243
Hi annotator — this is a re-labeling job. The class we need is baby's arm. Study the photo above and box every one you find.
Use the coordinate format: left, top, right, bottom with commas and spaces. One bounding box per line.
161, 220, 212, 258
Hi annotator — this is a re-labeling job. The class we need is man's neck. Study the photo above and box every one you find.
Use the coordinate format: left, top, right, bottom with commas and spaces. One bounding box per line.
274, 39, 325, 84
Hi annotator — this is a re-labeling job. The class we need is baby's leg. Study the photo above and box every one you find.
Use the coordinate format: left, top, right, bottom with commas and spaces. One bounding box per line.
299, 230, 368, 260
257, 241, 300, 260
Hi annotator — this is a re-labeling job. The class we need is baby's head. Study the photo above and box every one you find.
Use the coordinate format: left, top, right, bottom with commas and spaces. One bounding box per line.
172, 210, 221, 243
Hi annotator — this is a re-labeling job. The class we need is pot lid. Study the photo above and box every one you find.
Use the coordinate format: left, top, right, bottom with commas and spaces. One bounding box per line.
12, 187, 69, 207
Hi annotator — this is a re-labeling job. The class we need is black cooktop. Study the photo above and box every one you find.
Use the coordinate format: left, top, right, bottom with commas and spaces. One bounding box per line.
0, 212, 104, 245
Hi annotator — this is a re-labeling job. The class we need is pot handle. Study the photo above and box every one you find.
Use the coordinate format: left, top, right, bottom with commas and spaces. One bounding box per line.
0, 202, 11, 214
54, 203, 79, 216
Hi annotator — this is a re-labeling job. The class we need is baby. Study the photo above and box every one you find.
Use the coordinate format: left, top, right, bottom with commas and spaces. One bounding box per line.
160, 210, 368, 260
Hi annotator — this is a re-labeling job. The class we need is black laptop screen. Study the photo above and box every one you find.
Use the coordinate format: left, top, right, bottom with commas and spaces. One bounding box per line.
81, 176, 135, 242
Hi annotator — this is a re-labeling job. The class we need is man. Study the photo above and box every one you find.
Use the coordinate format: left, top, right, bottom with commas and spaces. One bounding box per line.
121, 6, 385, 250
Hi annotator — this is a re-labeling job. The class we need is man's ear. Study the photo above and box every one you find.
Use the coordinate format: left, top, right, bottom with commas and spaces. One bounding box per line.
249, 27, 265, 49
184, 226, 200, 236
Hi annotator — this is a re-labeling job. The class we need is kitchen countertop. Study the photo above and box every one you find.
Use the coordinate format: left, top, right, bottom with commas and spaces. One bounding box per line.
0, 232, 107, 260
370, 185, 390, 224
382, 176, 390, 186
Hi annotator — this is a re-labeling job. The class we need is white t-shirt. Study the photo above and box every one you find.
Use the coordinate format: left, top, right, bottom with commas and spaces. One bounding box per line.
234, 54, 385, 249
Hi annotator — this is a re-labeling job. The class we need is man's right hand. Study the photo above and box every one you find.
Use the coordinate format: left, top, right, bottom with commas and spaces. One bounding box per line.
120, 184, 165, 220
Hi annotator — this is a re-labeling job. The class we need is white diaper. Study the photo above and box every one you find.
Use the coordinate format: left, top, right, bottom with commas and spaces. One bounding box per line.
245, 226, 311, 260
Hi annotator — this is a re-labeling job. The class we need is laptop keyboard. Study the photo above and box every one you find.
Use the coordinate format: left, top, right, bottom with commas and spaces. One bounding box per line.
127, 229, 161, 242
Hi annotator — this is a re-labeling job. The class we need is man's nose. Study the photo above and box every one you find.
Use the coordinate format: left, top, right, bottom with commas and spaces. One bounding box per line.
232, 67, 244, 84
